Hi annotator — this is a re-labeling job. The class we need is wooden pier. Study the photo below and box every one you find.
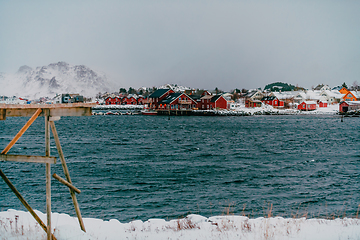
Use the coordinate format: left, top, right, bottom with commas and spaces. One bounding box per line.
0, 103, 95, 240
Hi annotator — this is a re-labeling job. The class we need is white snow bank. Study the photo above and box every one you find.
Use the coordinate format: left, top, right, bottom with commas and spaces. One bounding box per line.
230, 103, 340, 115
1, 209, 360, 240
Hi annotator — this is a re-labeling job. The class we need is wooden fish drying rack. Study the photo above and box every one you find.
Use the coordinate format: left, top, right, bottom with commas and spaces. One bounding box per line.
0, 103, 95, 240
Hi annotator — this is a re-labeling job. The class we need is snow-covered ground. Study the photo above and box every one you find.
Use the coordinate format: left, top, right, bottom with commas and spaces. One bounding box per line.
92, 103, 340, 116
1, 209, 360, 240
230, 103, 340, 115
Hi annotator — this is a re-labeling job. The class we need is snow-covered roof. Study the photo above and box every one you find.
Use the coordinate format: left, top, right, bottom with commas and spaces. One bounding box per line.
320, 85, 331, 91
343, 100, 360, 106
305, 90, 321, 100
321, 90, 344, 99
270, 91, 298, 99
303, 101, 317, 105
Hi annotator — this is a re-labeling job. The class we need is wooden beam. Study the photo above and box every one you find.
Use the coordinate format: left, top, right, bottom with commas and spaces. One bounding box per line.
0, 168, 56, 240
52, 173, 81, 194
50, 121, 86, 232
1, 103, 96, 109
1, 108, 42, 154
0, 154, 56, 164
45, 110, 52, 240
4, 107, 92, 118
0, 103, 95, 118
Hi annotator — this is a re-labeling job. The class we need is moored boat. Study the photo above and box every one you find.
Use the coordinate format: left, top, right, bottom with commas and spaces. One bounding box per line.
141, 109, 157, 115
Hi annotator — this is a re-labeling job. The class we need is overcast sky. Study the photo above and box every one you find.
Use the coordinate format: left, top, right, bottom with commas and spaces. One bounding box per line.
1, 0, 359, 91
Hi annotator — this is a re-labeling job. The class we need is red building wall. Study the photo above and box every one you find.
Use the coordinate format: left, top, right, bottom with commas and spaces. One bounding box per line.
339, 102, 349, 112
262, 99, 284, 107
137, 97, 145, 105
122, 97, 137, 105
211, 96, 227, 109
199, 98, 212, 110
298, 102, 316, 111
319, 102, 328, 108
168, 94, 197, 110
105, 97, 121, 105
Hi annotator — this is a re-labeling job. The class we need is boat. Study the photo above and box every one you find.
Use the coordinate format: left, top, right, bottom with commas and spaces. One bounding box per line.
141, 109, 157, 115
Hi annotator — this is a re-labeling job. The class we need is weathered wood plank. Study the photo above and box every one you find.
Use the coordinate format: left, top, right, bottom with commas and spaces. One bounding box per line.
4, 107, 92, 118
49, 107, 92, 117
1, 108, 42, 154
0, 103, 96, 109
52, 173, 81, 194
0, 154, 56, 164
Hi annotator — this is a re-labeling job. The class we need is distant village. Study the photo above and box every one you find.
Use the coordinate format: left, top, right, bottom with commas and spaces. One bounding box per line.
1, 82, 360, 114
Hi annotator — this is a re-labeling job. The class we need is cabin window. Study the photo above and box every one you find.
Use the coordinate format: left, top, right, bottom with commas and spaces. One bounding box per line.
348, 94, 353, 97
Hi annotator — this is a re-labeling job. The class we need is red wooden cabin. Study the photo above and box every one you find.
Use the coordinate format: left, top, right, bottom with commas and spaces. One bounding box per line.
198, 95, 213, 110
122, 96, 137, 105
298, 101, 316, 111
105, 97, 121, 105
148, 89, 175, 109
261, 96, 284, 108
339, 101, 360, 113
318, 101, 328, 108
245, 99, 262, 108
198, 95, 228, 110
210, 95, 228, 109
137, 96, 145, 105
158, 93, 197, 110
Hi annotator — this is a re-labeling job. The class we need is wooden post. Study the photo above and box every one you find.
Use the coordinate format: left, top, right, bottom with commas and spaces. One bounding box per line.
0, 109, 5, 120
50, 121, 86, 232
1, 108, 42, 154
45, 109, 52, 240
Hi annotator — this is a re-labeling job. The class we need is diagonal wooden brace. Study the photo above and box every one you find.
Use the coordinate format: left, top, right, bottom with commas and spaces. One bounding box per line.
1, 108, 42, 154
0, 168, 57, 240
52, 173, 81, 194
50, 121, 86, 232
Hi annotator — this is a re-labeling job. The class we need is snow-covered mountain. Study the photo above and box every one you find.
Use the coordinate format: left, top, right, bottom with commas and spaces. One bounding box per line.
158, 83, 193, 92
0, 62, 111, 99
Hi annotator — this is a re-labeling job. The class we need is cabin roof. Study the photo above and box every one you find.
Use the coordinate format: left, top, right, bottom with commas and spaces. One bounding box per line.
301, 101, 317, 105
188, 95, 202, 100
261, 96, 277, 101
210, 95, 223, 102
200, 95, 213, 100
159, 93, 183, 104
149, 89, 171, 98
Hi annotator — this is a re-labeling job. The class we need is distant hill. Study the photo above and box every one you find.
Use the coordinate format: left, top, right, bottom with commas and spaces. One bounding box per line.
0, 62, 111, 99
264, 82, 303, 91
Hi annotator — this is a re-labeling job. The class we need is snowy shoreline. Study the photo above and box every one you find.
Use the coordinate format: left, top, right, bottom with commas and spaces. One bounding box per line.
1, 209, 360, 240
92, 104, 341, 116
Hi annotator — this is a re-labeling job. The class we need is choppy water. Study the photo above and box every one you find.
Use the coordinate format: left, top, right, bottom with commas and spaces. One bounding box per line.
1, 115, 359, 222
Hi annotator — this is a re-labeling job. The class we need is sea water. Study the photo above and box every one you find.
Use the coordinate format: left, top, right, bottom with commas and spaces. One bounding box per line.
0, 115, 359, 222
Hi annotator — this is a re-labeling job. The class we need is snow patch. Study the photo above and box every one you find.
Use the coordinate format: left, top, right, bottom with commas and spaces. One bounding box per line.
1, 209, 360, 240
